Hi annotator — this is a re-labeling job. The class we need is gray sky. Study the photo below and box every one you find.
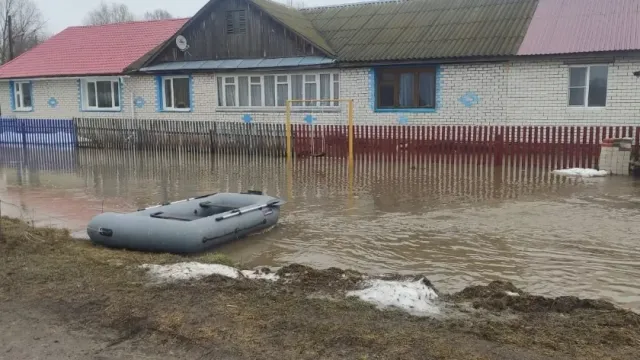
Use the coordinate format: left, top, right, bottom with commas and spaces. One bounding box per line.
35, 0, 361, 35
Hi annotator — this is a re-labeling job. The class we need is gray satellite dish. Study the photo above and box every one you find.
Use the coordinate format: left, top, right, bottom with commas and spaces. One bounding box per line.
176, 35, 189, 51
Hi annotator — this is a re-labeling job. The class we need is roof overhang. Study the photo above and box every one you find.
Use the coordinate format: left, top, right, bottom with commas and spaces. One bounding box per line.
138, 56, 336, 73
0, 73, 129, 81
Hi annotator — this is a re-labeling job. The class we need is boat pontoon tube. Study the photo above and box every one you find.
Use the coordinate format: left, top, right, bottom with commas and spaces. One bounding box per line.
86, 191, 285, 254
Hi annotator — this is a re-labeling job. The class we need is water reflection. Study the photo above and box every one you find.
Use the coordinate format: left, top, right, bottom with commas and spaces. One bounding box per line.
1, 147, 640, 311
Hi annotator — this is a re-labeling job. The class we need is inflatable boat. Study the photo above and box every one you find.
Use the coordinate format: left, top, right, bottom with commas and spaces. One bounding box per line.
87, 191, 285, 254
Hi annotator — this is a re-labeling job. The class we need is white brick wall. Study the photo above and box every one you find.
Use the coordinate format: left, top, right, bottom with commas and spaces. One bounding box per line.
1, 56, 639, 126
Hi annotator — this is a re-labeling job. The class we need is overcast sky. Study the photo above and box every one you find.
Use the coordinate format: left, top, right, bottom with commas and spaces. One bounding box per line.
35, 0, 362, 35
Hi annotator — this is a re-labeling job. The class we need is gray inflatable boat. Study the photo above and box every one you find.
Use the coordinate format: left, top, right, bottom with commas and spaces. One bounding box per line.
87, 191, 285, 254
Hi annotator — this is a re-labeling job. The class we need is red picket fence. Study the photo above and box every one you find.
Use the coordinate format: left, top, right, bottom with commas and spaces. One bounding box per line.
292, 124, 640, 168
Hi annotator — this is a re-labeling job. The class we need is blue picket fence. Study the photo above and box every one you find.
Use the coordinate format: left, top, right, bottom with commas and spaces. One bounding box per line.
0, 118, 77, 147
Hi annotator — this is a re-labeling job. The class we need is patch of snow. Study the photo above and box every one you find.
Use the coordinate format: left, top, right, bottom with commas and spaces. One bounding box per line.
346, 278, 440, 316
552, 168, 609, 177
140, 262, 241, 282
240, 269, 280, 281
140, 262, 280, 282
505, 291, 520, 297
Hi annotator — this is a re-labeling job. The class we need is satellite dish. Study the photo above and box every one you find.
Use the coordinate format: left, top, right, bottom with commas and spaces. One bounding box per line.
176, 35, 189, 51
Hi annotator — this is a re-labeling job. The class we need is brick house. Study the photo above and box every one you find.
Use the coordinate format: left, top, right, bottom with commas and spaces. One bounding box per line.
0, 18, 188, 117
0, 0, 639, 127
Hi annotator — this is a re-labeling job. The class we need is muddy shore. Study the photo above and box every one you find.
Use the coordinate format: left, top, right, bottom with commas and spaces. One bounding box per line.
1, 217, 639, 360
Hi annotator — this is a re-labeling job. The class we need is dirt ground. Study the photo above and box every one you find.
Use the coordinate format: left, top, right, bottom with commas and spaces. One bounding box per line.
1, 217, 639, 360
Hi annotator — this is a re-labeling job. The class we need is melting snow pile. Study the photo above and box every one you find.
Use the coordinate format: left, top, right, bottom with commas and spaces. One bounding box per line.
241, 268, 280, 281
347, 278, 440, 316
552, 168, 609, 177
140, 262, 279, 282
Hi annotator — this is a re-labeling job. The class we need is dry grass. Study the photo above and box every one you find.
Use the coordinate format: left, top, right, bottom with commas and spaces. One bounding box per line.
2, 216, 640, 360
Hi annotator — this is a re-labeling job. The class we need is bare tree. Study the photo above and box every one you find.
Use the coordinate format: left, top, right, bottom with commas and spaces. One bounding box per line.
143, 9, 173, 21
83, 1, 136, 26
0, 0, 47, 64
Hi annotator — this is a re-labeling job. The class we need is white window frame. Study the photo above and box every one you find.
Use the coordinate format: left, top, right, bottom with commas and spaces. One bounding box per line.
81, 78, 121, 111
14, 81, 33, 111
216, 71, 340, 110
161, 76, 192, 112
568, 64, 608, 108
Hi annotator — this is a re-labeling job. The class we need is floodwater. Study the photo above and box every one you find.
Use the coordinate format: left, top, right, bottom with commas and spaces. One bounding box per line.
1, 146, 640, 311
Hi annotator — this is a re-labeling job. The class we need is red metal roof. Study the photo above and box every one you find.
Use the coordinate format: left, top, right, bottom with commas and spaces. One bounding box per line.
518, 0, 640, 55
0, 18, 189, 79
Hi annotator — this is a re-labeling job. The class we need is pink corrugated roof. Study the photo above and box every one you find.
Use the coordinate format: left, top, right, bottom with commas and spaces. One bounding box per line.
0, 18, 189, 79
518, 0, 640, 55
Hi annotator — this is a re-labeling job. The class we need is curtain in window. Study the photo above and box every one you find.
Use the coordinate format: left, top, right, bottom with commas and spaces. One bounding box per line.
264, 75, 275, 106
173, 78, 190, 108
291, 75, 303, 106
238, 76, 249, 106
164, 79, 173, 108
319, 74, 330, 106
225, 83, 236, 106
87, 83, 97, 107
22, 83, 32, 107
418, 72, 435, 108
568, 67, 587, 106
250, 76, 262, 106
217, 78, 223, 106
333, 74, 339, 106
277, 75, 288, 106
304, 75, 317, 106
96, 81, 113, 108
398, 73, 413, 107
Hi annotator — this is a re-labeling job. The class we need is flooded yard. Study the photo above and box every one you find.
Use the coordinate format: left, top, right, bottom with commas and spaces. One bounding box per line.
2, 147, 640, 311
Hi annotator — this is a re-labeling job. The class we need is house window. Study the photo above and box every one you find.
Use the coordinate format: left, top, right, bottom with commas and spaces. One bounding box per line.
568, 65, 608, 107
226, 10, 246, 34
216, 72, 340, 108
81, 79, 120, 111
162, 76, 191, 111
375, 67, 436, 109
13, 81, 33, 111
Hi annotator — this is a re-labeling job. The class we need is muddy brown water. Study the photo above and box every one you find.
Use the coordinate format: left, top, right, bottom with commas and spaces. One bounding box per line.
1, 147, 640, 311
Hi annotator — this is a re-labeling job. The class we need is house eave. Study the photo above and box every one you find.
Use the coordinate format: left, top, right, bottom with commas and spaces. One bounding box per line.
0, 72, 130, 81
336, 50, 640, 67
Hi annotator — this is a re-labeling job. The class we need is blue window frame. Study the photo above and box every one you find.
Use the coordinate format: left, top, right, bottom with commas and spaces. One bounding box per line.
157, 75, 193, 112
370, 66, 441, 113
10, 80, 34, 112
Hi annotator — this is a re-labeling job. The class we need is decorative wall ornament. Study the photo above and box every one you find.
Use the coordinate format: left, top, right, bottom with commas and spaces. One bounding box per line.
303, 114, 316, 124
134, 96, 146, 108
459, 91, 480, 107
48, 97, 58, 108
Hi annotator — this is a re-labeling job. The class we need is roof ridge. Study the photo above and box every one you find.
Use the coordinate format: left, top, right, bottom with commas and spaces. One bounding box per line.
67, 17, 191, 30
300, 0, 409, 11
299, 0, 530, 11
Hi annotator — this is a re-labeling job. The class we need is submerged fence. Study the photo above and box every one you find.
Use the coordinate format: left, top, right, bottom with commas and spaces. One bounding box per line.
73, 118, 287, 155
292, 124, 640, 169
0, 118, 77, 146
0, 117, 638, 169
